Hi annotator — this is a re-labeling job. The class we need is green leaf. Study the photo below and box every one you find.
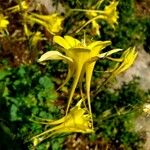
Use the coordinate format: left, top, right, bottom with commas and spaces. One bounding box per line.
39, 76, 53, 89
10, 104, 21, 121
0, 70, 10, 80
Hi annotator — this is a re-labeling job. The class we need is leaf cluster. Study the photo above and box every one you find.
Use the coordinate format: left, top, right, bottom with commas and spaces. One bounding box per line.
0, 64, 65, 150
91, 78, 148, 149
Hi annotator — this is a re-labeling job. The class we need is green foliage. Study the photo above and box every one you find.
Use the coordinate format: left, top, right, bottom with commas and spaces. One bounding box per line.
100, 0, 148, 49
92, 78, 147, 149
0, 64, 65, 150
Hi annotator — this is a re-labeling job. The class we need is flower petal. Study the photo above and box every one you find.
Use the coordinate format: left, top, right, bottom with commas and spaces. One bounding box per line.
99, 48, 123, 58
30, 99, 94, 145
88, 40, 111, 49
38, 51, 73, 63
102, 47, 137, 85
103, 1, 119, 28
64, 35, 81, 48
65, 63, 83, 114
53, 36, 71, 49
116, 47, 137, 73
88, 41, 111, 55
57, 63, 75, 91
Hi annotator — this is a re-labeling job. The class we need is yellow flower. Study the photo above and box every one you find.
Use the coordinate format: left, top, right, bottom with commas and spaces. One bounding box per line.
73, 1, 119, 32
0, 15, 9, 29
112, 47, 137, 74
38, 35, 122, 116
102, 1, 119, 28
6, 1, 28, 13
23, 22, 45, 47
30, 99, 94, 146
104, 47, 138, 84
94, 47, 138, 95
0, 14, 9, 35
26, 13, 64, 35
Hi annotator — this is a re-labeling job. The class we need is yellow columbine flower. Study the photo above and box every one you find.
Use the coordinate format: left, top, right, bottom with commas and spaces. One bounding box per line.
102, 1, 119, 28
0, 14, 9, 34
103, 47, 138, 84
38, 35, 122, 116
111, 47, 137, 75
6, 1, 28, 13
73, 1, 119, 32
94, 47, 138, 96
30, 99, 94, 146
26, 13, 64, 35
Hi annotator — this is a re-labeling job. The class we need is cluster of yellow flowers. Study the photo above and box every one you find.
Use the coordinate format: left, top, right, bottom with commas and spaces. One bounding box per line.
6, 1, 63, 35
74, 1, 119, 34
36, 36, 137, 142
1, 1, 63, 46
1, 0, 138, 146
28, 0, 138, 146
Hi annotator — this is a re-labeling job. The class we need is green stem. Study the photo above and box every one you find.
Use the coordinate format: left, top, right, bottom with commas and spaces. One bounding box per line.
76, 15, 105, 33
71, 8, 104, 14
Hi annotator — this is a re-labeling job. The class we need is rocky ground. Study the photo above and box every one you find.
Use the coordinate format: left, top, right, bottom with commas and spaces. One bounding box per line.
117, 46, 150, 150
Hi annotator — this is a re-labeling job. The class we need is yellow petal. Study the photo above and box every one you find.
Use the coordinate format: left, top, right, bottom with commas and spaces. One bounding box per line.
117, 47, 137, 73
0, 19, 9, 28
103, 1, 119, 28
88, 40, 111, 55
64, 35, 81, 48
57, 63, 75, 91
99, 48, 122, 58
65, 63, 83, 114
38, 51, 73, 63
30, 31, 44, 47
103, 47, 137, 85
23, 24, 32, 37
53, 36, 71, 49
50, 16, 63, 33
0, 14, 9, 29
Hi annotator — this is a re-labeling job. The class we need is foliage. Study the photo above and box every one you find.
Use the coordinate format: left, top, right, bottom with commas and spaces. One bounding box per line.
100, 0, 149, 49
0, 65, 148, 150
0, 64, 65, 150
91, 78, 148, 149
63, 78, 148, 150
